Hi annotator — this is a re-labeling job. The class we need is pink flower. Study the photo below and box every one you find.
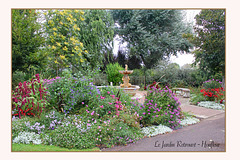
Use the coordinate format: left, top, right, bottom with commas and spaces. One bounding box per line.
82, 102, 84, 104
143, 112, 146, 115
156, 115, 159, 117
100, 105, 103, 108
100, 96, 105, 99
116, 111, 120, 116
98, 126, 101, 129
108, 111, 111, 114
107, 91, 110, 94
91, 111, 95, 115
86, 109, 89, 113
108, 102, 112, 105
110, 95, 115, 98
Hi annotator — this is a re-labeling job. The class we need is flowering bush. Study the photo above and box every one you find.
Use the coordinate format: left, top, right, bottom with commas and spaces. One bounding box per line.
12, 74, 48, 119
200, 87, 225, 103
44, 71, 100, 113
139, 85, 183, 129
203, 79, 223, 89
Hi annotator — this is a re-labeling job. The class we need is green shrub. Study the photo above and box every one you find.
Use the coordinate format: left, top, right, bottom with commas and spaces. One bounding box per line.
202, 79, 223, 89
105, 63, 124, 85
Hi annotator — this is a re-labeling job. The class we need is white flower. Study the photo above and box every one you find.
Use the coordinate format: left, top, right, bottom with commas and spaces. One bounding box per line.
13, 132, 42, 145
141, 124, 173, 137
180, 116, 200, 126
198, 101, 225, 110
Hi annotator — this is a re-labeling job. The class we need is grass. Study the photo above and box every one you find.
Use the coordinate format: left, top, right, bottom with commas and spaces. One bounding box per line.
12, 143, 100, 152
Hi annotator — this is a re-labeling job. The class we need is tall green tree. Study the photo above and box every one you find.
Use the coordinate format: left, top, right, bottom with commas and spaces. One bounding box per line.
112, 10, 193, 69
192, 9, 225, 76
12, 9, 45, 73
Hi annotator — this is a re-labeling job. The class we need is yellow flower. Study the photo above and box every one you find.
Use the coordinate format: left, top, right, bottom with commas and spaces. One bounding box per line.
78, 53, 82, 56
74, 10, 79, 13
70, 37, 75, 42
53, 32, 57, 36
71, 54, 74, 56
80, 17, 85, 21
80, 11, 84, 15
54, 60, 58, 64
84, 50, 88, 54
67, 17, 71, 21
80, 59, 84, 63
69, 14, 73, 18
61, 35, 66, 40
48, 57, 52, 60
64, 42, 69, 45
60, 55, 65, 60
52, 46, 56, 50
53, 28, 57, 31
60, 21, 63, 25
56, 42, 61, 47
73, 18, 77, 22
63, 46, 68, 51
73, 24, 77, 30
80, 42, 83, 48
59, 11, 64, 15
51, 39, 55, 43
77, 27, 80, 31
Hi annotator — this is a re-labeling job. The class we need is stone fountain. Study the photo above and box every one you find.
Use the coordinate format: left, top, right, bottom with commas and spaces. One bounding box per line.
96, 64, 142, 100
117, 64, 140, 96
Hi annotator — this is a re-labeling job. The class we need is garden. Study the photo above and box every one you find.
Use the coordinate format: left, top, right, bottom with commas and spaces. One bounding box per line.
11, 9, 225, 151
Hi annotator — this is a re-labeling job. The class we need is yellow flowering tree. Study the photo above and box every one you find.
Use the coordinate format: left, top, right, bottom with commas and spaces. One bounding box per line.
44, 9, 114, 75
45, 10, 89, 75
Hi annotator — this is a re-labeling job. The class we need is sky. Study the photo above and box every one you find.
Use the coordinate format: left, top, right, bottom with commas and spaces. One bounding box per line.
113, 9, 201, 67
169, 10, 201, 67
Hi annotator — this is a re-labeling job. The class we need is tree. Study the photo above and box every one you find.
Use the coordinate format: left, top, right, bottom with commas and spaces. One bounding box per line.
112, 10, 193, 69
12, 9, 45, 73
44, 9, 114, 75
192, 9, 225, 76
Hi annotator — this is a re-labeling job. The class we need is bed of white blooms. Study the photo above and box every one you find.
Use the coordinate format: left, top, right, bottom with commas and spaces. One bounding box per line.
141, 124, 173, 137
198, 101, 225, 110
12, 132, 42, 145
180, 116, 200, 126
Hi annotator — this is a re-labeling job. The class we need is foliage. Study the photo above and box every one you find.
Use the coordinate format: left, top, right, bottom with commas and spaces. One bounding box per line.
191, 9, 225, 76
138, 85, 183, 129
12, 74, 48, 119
45, 117, 96, 149
189, 87, 206, 105
12, 9, 45, 73
105, 63, 124, 85
12, 70, 27, 89
12, 143, 100, 151
202, 78, 223, 89
12, 117, 33, 139
43, 70, 101, 113
112, 9, 193, 69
